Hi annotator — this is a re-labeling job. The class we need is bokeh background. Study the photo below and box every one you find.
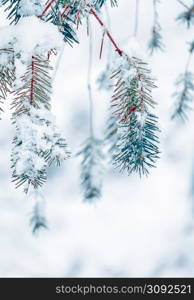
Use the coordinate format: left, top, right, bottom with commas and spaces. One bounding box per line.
1, 0, 194, 277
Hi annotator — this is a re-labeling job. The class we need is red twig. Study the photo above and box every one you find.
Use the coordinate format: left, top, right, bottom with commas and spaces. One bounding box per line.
30, 56, 35, 105
99, 30, 105, 59
61, 4, 71, 17
87, 5, 123, 56
40, 0, 58, 19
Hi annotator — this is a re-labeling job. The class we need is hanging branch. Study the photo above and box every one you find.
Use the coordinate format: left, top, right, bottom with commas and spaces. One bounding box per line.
11, 55, 70, 193
30, 202, 48, 234
28, 190, 48, 234
84, 2, 160, 175
87, 3, 123, 56
0, 48, 15, 118
111, 55, 160, 176
104, 112, 119, 160
148, 0, 164, 55
173, 1, 194, 120
77, 18, 104, 202
172, 42, 194, 121
97, 3, 112, 90
177, 0, 194, 27
97, 4, 119, 158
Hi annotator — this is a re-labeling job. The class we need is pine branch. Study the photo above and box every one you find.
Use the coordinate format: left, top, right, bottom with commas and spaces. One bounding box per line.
29, 190, 48, 234
87, 3, 122, 56
11, 56, 70, 192
172, 72, 194, 121
40, 0, 58, 18
148, 0, 164, 55
11, 55, 52, 114
77, 19, 104, 203
11, 104, 70, 192
96, 3, 112, 91
77, 137, 104, 202
111, 55, 160, 176
44, 1, 78, 45
104, 112, 119, 160
97, 65, 112, 90
0, 48, 15, 118
2, 0, 45, 24
172, 41, 194, 121
1, 0, 21, 24
177, 2, 194, 27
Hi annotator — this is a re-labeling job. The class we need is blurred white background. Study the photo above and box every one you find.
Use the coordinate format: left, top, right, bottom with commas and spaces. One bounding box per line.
1, 0, 194, 277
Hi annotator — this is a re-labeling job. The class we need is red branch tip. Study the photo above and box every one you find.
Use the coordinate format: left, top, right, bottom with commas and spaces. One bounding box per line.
40, 0, 58, 19
88, 5, 123, 56
30, 56, 35, 105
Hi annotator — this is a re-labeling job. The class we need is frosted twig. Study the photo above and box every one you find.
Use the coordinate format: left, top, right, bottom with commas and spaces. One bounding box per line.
134, 0, 140, 37
87, 17, 94, 137
177, 0, 189, 10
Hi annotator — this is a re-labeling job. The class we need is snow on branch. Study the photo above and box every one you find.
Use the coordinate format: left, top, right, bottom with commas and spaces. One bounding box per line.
12, 56, 52, 112
11, 56, 70, 193
110, 55, 160, 176
2, 0, 45, 24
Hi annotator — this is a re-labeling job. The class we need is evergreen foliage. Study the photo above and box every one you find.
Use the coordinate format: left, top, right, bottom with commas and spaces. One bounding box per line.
111, 55, 160, 176
0, 0, 161, 231
177, 3, 194, 28
10, 56, 70, 193
30, 201, 48, 234
0, 49, 14, 118
172, 41, 194, 121
104, 113, 119, 159
77, 137, 104, 202
1, 0, 21, 24
148, 0, 164, 54
172, 72, 194, 121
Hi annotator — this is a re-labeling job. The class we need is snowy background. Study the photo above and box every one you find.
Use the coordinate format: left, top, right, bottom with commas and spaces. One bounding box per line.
1, 0, 194, 277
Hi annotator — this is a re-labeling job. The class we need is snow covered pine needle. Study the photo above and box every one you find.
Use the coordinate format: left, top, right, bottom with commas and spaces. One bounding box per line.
11, 55, 70, 193
111, 55, 160, 176
77, 137, 104, 203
